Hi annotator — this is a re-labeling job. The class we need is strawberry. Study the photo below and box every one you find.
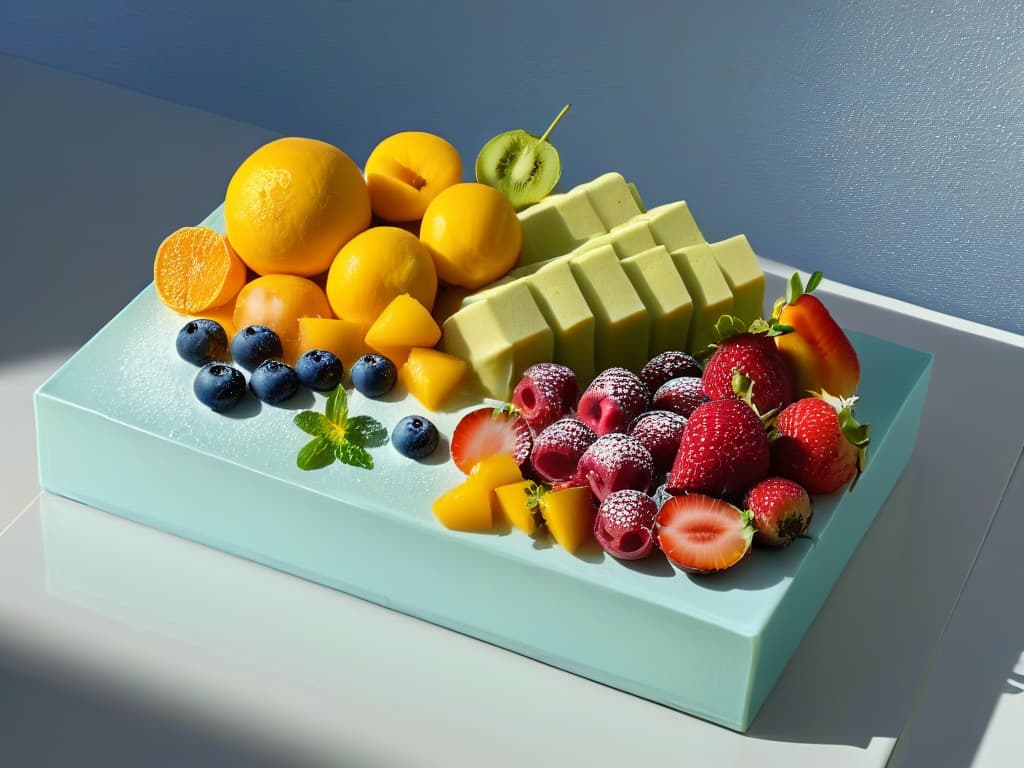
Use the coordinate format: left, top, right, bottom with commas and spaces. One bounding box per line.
702, 330, 794, 415
594, 489, 659, 560
511, 362, 579, 433
666, 398, 770, 500
450, 405, 533, 474
656, 493, 755, 573
744, 477, 812, 547
577, 367, 651, 436
771, 394, 870, 494
772, 271, 860, 398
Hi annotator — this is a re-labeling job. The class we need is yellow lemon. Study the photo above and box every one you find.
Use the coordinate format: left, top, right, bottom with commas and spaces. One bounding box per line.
326, 226, 437, 329
419, 182, 522, 289
225, 137, 371, 277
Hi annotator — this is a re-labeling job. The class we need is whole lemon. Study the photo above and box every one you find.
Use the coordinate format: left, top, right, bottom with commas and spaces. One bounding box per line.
419, 182, 522, 289
225, 137, 371, 277
326, 226, 437, 329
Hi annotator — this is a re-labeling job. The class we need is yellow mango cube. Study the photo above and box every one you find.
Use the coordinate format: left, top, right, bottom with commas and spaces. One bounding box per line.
432, 479, 495, 532
401, 347, 468, 411
541, 486, 596, 554
494, 480, 543, 534
468, 453, 524, 489
364, 293, 442, 351
297, 316, 368, 370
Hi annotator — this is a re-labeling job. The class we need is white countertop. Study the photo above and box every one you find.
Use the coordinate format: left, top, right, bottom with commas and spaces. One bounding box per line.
2, 53, 1023, 767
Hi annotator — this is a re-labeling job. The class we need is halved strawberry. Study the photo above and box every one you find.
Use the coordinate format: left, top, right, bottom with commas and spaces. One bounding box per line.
772, 272, 860, 397
450, 405, 533, 474
656, 493, 755, 574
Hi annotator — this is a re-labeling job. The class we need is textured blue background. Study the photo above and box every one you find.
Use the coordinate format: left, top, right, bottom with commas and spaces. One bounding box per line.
2, 0, 1022, 335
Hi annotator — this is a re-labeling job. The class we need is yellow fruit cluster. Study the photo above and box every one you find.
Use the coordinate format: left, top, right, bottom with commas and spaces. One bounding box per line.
433, 458, 596, 555
153, 131, 526, 411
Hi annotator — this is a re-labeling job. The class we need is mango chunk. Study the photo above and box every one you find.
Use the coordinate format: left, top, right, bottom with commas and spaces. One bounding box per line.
297, 317, 368, 370
469, 453, 525, 489
494, 480, 543, 535
401, 347, 468, 411
432, 479, 495, 532
364, 293, 441, 350
541, 486, 596, 554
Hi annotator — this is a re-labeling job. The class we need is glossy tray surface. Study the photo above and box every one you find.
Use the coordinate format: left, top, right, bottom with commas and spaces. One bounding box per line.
34, 207, 932, 730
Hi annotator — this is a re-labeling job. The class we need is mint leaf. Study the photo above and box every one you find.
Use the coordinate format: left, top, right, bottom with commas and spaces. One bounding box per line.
325, 386, 348, 426
335, 440, 373, 470
805, 270, 823, 294
294, 411, 332, 436
346, 415, 388, 448
297, 436, 336, 470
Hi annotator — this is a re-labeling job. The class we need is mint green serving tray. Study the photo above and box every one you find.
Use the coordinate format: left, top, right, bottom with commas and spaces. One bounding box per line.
34, 208, 932, 731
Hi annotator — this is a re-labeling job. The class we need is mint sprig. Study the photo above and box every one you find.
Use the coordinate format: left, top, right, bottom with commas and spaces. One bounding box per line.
294, 387, 386, 471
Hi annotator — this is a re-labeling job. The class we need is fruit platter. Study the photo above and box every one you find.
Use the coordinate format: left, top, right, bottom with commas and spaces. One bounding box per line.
35, 111, 932, 731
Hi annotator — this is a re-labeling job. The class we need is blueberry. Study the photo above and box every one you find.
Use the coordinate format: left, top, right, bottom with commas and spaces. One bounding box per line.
193, 363, 246, 412
391, 415, 439, 459
249, 359, 300, 404
231, 325, 283, 371
176, 319, 228, 366
295, 349, 344, 392
351, 353, 397, 398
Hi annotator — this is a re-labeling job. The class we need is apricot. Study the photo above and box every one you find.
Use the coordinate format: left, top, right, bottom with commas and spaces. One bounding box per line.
326, 226, 437, 330
420, 183, 522, 289
233, 274, 332, 363
364, 131, 462, 222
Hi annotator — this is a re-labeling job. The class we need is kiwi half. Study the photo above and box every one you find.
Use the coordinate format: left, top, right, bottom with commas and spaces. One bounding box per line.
476, 104, 570, 210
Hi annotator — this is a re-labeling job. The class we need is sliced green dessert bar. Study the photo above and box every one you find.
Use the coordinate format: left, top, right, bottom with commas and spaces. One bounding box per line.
710, 234, 765, 326
526, 260, 596, 385
441, 282, 553, 400
669, 243, 734, 354
621, 245, 694, 357
517, 190, 605, 267
569, 244, 650, 374
577, 218, 657, 260
638, 202, 705, 251
582, 172, 643, 229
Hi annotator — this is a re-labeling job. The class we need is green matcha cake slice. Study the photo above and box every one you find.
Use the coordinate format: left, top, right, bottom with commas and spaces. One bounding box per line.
621, 245, 693, 357
517, 189, 605, 267
526, 260, 596, 384
582, 172, 642, 229
577, 219, 657, 260
569, 244, 650, 374
710, 234, 765, 325
639, 201, 705, 251
669, 242, 734, 354
441, 282, 553, 400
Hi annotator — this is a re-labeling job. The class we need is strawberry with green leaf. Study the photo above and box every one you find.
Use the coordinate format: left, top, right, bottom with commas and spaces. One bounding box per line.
294, 387, 387, 471
772, 271, 861, 398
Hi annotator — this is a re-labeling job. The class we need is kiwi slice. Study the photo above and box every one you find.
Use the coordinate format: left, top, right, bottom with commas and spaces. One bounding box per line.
476, 104, 571, 210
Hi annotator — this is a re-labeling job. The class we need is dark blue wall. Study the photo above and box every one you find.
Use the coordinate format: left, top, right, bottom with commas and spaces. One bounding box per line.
3, 0, 1022, 335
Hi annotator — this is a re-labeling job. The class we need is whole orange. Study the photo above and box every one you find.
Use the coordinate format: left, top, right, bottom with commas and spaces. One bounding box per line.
326, 226, 437, 329
419, 183, 522, 289
233, 274, 333, 363
224, 137, 371, 277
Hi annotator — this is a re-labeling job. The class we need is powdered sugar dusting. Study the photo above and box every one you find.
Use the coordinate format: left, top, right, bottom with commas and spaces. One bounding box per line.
628, 410, 687, 473
640, 351, 702, 393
